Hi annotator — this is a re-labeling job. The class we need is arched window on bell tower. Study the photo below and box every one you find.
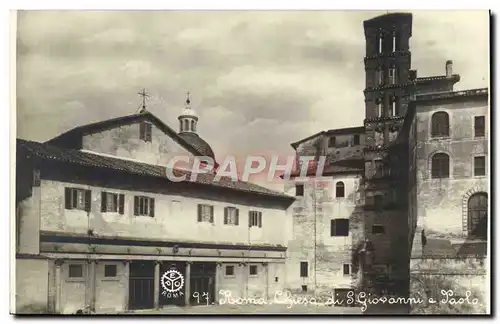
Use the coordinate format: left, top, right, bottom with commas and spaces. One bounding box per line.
376, 98, 383, 118
378, 33, 384, 54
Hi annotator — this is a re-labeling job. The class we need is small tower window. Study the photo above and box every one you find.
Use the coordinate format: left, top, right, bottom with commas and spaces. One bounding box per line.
335, 182, 345, 198
376, 68, 384, 86
391, 97, 398, 117
376, 98, 383, 118
190, 120, 195, 132
378, 34, 384, 53
392, 32, 397, 52
388, 67, 397, 84
179, 120, 183, 132
184, 119, 190, 132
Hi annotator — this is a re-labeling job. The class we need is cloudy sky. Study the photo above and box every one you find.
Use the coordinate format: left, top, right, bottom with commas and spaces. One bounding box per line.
16, 10, 489, 176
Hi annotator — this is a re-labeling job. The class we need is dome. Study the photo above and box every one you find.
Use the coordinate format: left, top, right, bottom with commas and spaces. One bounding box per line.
179, 106, 198, 120
178, 132, 215, 160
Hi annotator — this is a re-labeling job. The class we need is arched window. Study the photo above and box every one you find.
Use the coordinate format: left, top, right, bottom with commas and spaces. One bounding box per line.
378, 34, 384, 53
179, 120, 183, 132
468, 192, 487, 240
336, 182, 345, 198
191, 120, 195, 132
376, 98, 383, 117
184, 119, 190, 132
431, 112, 450, 137
431, 153, 450, 178
376, 67, 384, 85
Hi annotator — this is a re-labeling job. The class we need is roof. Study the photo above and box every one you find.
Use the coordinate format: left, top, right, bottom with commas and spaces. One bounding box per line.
423, 238, 487, 258
413, 88, 488, 105
178, 132, 215, 160
290, 126, 364, 150
363, 13, 413, 35
17, 139, 294, 202
416, 74, 460, 83
45, 110, 213, 161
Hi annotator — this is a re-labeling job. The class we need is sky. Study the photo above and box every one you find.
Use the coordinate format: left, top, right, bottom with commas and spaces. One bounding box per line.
15, 10, 489, 187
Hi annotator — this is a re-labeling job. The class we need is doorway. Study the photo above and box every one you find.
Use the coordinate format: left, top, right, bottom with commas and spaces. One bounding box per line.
128, 261, 155, 310
190, 262, 216, 306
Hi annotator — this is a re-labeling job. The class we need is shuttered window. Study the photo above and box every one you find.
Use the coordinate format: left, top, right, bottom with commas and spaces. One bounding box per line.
197, 204, 214, 223
139, 122, 152, 142
223, 207, 239, 225
65, 188, 91, 212
248, 211, 262, 228
134, 196, 155, 217
101, 192, 125, 214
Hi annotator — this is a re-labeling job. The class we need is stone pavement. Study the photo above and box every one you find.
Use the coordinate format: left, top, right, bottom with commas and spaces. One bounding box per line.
121, 303, 364, 315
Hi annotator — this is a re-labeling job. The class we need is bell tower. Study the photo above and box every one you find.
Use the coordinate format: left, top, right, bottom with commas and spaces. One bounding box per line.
178, 92, 198, 134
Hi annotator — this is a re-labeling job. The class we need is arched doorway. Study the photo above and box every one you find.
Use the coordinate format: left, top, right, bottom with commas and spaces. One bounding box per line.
467, 192, 488, 240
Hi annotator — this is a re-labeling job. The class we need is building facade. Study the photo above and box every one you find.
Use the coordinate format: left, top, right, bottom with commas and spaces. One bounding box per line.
284, 12, 489, 313
15, 99, 295, 314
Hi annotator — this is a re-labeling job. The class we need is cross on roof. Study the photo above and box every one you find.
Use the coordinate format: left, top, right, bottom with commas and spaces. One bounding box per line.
186, 91, 191, 105
138, 88, 150, 112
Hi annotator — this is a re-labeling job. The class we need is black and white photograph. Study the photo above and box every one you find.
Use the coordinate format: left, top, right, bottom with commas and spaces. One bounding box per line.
10, 7, 491, 316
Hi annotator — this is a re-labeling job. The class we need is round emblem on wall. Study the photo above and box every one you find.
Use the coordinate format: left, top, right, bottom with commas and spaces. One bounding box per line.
161, 269, 184, 293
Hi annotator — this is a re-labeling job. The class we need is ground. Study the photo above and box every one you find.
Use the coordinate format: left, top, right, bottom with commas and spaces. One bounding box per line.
119, 304, 364, 315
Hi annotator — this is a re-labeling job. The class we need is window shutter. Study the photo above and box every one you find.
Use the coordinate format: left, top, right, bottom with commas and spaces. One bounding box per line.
235, 209, 239, 226
210, 205, 214, 223
249, 211, 252, 227
147, 123, 152, 142
258, 212, 262, 228
197, 204, 202, 222
149, 199, 155, 217
65, 188, 72, 209
224, 207, 228, 224
84, 190, 91, 212
101, 191, 107, 212
139, 122, 145, 140
118, 194, 125, 214
134, 196, 139, 216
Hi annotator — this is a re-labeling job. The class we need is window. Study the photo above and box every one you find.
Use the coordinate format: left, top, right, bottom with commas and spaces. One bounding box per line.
388, 67, 396, 84
390, 97, 398, 116
139, 121, 152, 142
225, 265, 235, 276
343, 264, 350, 275
335, 182, 345, 198
378, 34, 384, 53
101, 192, 125, 214
328, 136, 336, 147
65, 188, 91, 212
190, 120, 195, 132
69, 264, 83, 278
372, 225, 385, 234
376, 68, 384, 85
374, 194, 384, 208
248, 211, 262, 228
302, 285, 308, 292
475, 116, 485, 137
353, 134, 360, 146
431, 112, 450, 137
295, 184, 304, 196
392, 33, 397, 52
198, 204, 214, 223
104, 264, 117, 278
134, 196, 155, 217
223, 207, 239, 225
376, 98, 383, 117
331, 219, 349, 236
467, 193, 487, 240
474, 156, 486, 176
179, 120, 183, 132
249, 265, 258, 276
183, 119, 189, 132
300, 262, 308, 277
431, 153, 450, 179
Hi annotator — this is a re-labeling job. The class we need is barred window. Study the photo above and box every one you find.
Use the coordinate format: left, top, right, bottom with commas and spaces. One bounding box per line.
249, 211, 262, 228
134, 196, 155, 217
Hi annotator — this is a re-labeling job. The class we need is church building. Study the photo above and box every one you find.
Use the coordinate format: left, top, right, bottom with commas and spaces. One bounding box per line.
15, 95, 295, 314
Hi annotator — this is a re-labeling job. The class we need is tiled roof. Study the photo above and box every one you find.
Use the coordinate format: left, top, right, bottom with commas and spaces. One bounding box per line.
416, 74, 460, 83
177, 132, 215, 159
17, 139, 294, 201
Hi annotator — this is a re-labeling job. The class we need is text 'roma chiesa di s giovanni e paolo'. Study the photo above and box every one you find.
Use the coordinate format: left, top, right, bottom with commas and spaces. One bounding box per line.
14, 11, 489, 315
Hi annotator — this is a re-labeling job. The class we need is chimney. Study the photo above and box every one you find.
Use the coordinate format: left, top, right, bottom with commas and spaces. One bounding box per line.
445, 60, 453, 78
409, 70, 417, 81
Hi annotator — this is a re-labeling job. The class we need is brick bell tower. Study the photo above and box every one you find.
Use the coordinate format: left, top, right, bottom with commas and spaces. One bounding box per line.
361, 13, 414, 296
